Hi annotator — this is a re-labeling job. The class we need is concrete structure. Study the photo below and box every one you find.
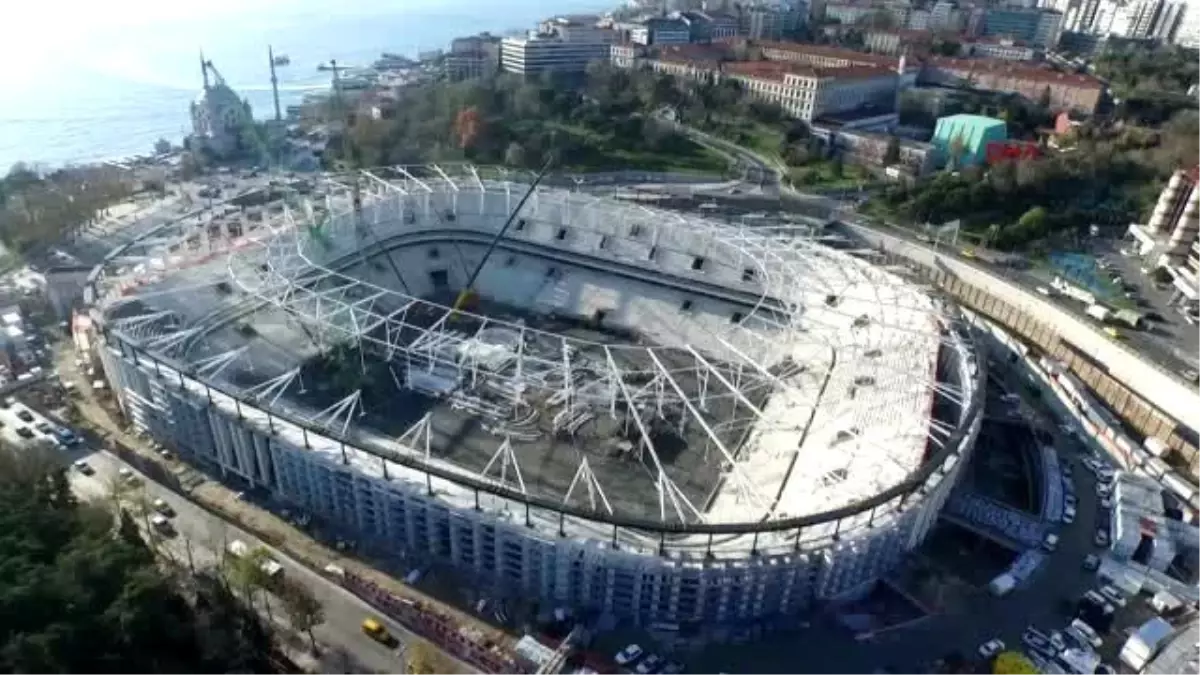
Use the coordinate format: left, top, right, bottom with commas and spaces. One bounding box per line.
500, 18, 615, 76
907, 9, 932, 30
920, 57, 1105, 112
931, 114, 1008, 166
1110, 471, 1199, 575
610, 42, 644, 68
1124, 168, 1200, 315
85, 166, 983, 627
44, 265, 93, 321
1143, 619, 1200, 674
843, 223, 1200, 478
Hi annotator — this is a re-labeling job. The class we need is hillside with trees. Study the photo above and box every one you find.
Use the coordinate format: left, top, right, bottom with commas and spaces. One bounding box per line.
1093, 43, 1199, 125
0, 163, 135, 257
868, 108, 1199, 249
0, 443, 278, 672
332, 67, 731, 175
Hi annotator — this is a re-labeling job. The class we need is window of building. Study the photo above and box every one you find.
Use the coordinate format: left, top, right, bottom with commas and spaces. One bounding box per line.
598, 235, 609, 250
648, 246, 658, 261
630, 223, 643, 238
742, 267, 756, 282
427, 247, 440, 260
680, 299, 694, 312
730, 311, 744, 323
556, 227, 568, 241
514, 218, 527, 231
691, 256, 706, 271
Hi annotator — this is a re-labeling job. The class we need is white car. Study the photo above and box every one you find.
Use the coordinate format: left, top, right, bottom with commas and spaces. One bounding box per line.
978, 639, 1005, 659
1062, 506, 1076, 524
1099, 585, 1127, 607
1095, 529, 1110, 547
615, 644, 644, 666
1042, 533, 1059, 552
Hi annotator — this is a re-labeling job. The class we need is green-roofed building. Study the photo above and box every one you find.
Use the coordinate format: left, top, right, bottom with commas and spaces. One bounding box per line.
931, 114, 1008, 167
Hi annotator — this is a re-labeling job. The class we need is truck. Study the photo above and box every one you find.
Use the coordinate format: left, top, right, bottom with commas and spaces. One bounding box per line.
988, 572, 1017, 597
1085, 304, 1112, 323
226, 539, 284, 579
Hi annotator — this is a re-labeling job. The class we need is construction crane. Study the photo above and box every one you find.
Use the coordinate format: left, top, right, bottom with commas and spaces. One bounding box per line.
450, 158, 555, 315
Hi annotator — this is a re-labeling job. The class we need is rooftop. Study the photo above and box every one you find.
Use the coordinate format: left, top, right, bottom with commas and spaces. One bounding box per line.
925, 56, 1104, 88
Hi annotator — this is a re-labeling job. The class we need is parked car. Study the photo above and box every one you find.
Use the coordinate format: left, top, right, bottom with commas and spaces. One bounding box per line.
72, 460, 94, 476
615, 644, 644, 666
1042, 533, 1060, 552
1082, 554, 1100, 572
1099, 585, 1127, 607
978, 639, 1005, 660
1095, 529, 1110, 547
152, 498, 175, 517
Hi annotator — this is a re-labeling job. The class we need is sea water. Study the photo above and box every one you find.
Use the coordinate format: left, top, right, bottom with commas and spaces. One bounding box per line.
0, 0, 609, 170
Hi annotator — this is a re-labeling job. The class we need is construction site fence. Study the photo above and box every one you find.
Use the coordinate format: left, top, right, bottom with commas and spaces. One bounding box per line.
341, 571, 533, 674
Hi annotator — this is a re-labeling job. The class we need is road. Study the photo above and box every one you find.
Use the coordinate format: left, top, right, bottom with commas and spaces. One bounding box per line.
62, 443, 462, 675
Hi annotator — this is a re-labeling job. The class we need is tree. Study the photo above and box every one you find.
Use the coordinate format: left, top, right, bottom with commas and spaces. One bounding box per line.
1018, 206, 1047, 230
0, 442, 276, 672
993, 650, 1038, 674
883, 135, 901, 166
279, 579, 325, 654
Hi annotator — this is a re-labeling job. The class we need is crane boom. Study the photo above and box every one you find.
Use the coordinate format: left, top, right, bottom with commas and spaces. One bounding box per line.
451, 158, 555, 313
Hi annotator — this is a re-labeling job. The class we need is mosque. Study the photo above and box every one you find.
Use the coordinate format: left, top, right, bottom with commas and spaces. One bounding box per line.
188, 55, 254, 158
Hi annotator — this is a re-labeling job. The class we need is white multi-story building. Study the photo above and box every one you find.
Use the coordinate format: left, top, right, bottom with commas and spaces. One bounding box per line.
500, 19, 615, 76
930, 0, 965, 29
1173, 0, 1200, 45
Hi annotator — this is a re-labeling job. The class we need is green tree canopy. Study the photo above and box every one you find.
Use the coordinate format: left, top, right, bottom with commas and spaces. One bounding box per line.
0, 443, 277, 672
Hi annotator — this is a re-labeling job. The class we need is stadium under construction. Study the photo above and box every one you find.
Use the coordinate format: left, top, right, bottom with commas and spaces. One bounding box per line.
83, 165, 985, 626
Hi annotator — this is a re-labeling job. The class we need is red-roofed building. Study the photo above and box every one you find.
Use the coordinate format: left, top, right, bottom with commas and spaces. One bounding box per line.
921, 57, 1104, 113
721, 61, 901, 121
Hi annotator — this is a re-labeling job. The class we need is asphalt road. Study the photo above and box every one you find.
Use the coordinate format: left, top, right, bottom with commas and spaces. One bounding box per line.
62, 444, 442, 675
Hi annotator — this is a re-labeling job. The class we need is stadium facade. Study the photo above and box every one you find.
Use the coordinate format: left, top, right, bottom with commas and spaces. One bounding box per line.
85, 166, 984, 625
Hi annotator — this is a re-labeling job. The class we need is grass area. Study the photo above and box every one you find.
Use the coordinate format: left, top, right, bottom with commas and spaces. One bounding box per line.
548, 123, 729, 176
789, 160, 871, 191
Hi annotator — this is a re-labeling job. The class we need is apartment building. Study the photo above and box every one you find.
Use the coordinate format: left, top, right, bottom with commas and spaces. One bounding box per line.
500, 18, 616, 76
863, 29, 934, 56
645, 46, 727, 83
678, 11, 739, 42
921, 57, 1104, 112
981, 7, 1064, 47
610, 42, 644, 68
1125, 169, 1200, 313
445, 34, 501, 82
631, 18, 692, 46
721, 60, 901, 121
